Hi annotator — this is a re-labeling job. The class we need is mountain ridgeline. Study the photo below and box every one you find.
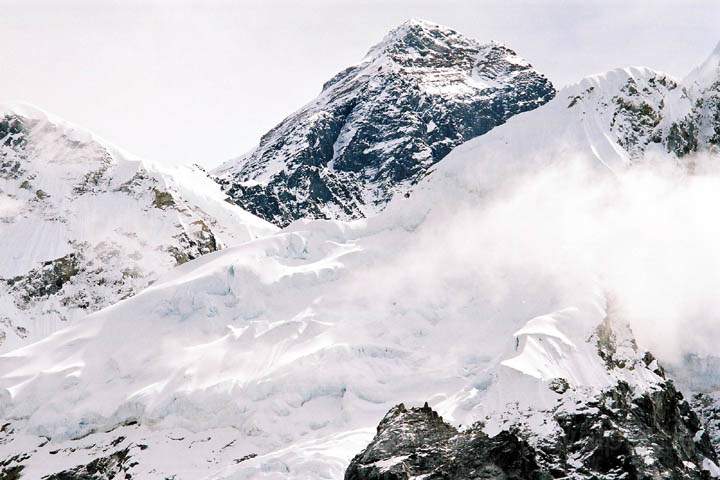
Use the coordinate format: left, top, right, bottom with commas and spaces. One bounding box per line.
214, 19, 555, 226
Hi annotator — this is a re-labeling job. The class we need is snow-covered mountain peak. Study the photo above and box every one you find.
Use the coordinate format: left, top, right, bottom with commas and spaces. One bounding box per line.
387, 17, 441, 31
10, 25, 720, 480
0, 105, 276, 351
363, 19, 531, 91
0, 102, 70, 127
572, 66, 674, 92
561, 66, 677, 113
0, 102, 53, 125
365, 18, 480, 64
0, 101, 135, 163
368, 18, 448, 46
5, 51, 720, 474
214, 21, 554, 226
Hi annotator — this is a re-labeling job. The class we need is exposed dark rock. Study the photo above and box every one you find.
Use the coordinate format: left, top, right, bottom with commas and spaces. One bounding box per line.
0, 115, 29, 181
0, 443, 29, 480
73, 162, 112, 195
234, 453, 258, 464
549, 379, 716, 479
611, 77, 667, 156
345, 402, 548, 480
347, 316, 718, 480
548, 377, 569, 394
0, 115, 28, 149
665, 81, 720, 158
152, 188, 176, 209
0, 454, 27, 480
43, 447, 132, 480
215, 20, 555, 226
347, 379, 717, 480
693, 393, 720, 454
5, 253, 80, 304
168, 220, 218, 265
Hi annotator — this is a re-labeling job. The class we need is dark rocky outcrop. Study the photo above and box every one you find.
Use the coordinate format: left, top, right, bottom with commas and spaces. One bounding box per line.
5, 253, 80, 304
665, 78, 720, 158
43, 447, 133, 480
347, 316, 718, 480
347, 380, 718, 480
345, 402, 548, 480
549, 379, 717, 479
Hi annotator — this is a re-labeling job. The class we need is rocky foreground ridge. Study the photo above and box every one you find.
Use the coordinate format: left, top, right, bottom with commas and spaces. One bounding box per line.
346, 319, 720, 480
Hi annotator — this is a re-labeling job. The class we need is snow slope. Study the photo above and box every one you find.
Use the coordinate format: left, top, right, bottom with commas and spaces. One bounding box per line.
3, 45, 720, 479
0, 103, 277, 351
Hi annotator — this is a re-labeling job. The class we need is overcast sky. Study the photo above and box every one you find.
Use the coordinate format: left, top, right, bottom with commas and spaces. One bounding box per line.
2, 0, 720, 168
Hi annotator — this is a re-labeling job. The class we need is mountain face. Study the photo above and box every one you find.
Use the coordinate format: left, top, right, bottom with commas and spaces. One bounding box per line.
345, 403, 547, 480
213, 19, 555, 226
347, 387, 716, 480
0, 105, 276, 351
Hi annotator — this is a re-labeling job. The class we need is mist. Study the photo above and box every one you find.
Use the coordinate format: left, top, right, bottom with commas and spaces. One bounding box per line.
351, 152, 720, 372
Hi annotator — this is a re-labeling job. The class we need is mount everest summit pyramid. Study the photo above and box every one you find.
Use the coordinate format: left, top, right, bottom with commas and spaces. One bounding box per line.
214, 19, 555, 226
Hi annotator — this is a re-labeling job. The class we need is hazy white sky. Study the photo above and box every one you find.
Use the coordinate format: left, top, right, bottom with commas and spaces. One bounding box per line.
2, 0, 720, 168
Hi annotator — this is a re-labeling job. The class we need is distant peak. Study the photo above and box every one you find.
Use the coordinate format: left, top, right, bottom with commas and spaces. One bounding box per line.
564, 66, 674, 95
0, 101, 146, 164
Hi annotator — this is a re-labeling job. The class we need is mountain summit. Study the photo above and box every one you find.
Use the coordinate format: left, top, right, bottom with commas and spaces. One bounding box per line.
214, 20, 555, 226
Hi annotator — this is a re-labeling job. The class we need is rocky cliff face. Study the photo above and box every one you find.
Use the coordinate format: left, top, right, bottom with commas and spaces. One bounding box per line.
346, 317, 720, 480
347, 380, 717, 480
214, 19, 555, 226
345, 403, 546, 480
0, 105, 275, 350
